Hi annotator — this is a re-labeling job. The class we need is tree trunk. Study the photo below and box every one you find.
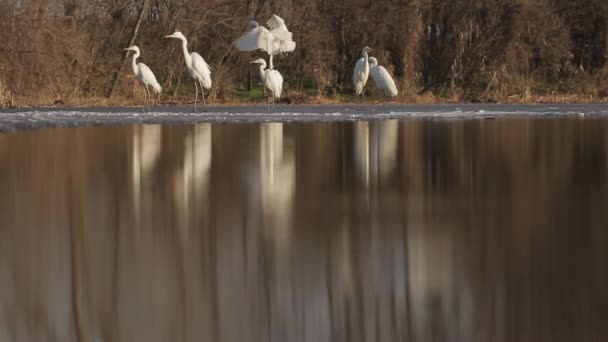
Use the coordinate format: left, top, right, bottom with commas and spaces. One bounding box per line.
107, 0, 150, 98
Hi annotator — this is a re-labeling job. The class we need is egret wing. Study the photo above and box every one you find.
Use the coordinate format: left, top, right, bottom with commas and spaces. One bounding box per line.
370, 65, 398, 96
267, 14, 295, 52
191, 52, 212, 89
234, 26, 272, 52
271, 28, 293, 42
266, 15, 288, 31
352, 57, 368, 94
265, 69, 284, 99
378, 66, 398, 96
353, 58, 366, 82
235, 16, 295, 55
137, 63, 162, 93
277, 39, 296, 53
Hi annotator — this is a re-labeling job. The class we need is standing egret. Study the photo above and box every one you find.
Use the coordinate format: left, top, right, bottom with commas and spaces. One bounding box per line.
369, 57, 399, 97
165, 31, 212, 112
234, 14, 296, 69
353, 47, 372, 99
124, 46, 162, 112
250, 58, 283, 109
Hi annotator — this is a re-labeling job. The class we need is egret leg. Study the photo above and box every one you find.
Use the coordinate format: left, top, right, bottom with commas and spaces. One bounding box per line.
200, 81, 208, 112
142, 85, 147, 112
145, 85, 151, 112
359, 89, 367, 111
150, 88, 155, 111
150, 88, 156, 109
362, 89, 366, 111
194, 80, 198, 113
148, 87, 153, 112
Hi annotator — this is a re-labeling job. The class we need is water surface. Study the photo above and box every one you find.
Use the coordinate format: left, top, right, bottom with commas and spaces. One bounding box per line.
0, 116, 607, 341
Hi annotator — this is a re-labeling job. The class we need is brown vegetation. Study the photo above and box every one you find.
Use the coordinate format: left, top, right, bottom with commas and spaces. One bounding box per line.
0, 0, 607, 107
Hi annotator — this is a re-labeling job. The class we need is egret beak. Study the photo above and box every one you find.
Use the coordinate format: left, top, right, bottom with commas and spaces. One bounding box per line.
249, 61, 258, 64
165, 34, 175, 39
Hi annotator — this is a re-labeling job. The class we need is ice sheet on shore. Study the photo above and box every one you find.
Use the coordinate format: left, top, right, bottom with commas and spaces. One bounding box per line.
1, 103, 607, 132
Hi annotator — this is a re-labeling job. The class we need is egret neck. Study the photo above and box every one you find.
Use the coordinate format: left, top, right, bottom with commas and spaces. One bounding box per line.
131, 50, 140, 75
363, 49, 370, 74
180, 37, 192, 68
258, 60, 267, 75
258, 64, 266, 83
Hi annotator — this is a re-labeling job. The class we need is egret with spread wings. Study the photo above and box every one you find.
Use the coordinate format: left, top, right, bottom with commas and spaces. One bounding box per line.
124, 46, 162, 112
165, 31, 212, 112
369, 57, 399, 97
234, 14, 296, 69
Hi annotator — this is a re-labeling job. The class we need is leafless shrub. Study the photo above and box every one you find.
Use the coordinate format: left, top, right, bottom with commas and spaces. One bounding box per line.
0, 0, 606, 104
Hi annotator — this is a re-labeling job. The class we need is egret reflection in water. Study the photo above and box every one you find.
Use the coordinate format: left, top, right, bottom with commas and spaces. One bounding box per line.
0, 118, 607, 341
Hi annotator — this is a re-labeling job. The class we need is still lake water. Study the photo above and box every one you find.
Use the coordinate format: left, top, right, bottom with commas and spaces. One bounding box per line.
0, 108, 607, 341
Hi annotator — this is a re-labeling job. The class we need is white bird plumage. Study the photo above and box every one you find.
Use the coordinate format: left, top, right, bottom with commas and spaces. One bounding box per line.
165, 31, 212, 112
369, 57, 399, 97
353, 47, 372, 97
250, 58, 283, 108
234, 14, 296, 69
265, 14, 296, 53
124, 45, 161, 112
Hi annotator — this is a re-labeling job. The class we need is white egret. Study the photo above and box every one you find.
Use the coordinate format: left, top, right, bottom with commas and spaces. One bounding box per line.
353, 46, 372, 98
165, 31, 212, 112
369, 57, 399, 97
250, 58, 283, 108
124, 46, 162, 112
234, 14, 296, 69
